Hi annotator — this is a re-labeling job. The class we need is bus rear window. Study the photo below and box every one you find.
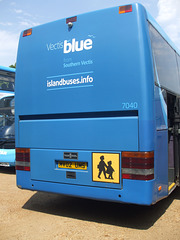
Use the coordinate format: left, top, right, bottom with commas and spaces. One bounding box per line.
0, 74, 15, 92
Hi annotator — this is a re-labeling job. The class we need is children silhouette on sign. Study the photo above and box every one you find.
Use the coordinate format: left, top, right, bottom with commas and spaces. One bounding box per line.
97, 155, 107, 179
106, 161, 114, 179
97, 155, 114, 179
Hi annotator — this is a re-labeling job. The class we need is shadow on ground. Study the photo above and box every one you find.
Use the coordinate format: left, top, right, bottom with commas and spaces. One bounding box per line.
0, 166, 15, 174
23, 186, 180, 230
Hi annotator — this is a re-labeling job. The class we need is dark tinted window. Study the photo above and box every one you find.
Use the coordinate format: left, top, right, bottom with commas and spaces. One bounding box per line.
149, 23, 180, 95
0, 71, 15, 92
0, 96, 15, 140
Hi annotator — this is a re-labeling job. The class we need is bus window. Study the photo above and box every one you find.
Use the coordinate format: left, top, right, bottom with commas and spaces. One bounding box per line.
0, 66, 15, 167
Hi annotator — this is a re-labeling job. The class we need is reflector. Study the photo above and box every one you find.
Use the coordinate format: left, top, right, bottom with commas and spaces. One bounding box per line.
122, 174, 154, 180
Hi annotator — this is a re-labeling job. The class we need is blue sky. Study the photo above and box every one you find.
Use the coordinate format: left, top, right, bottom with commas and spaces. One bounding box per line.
0, 0, 180, 67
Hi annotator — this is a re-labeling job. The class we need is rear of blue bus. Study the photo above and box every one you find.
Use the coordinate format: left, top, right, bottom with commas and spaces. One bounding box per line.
15, 4, 159, 205
0, 66, 15, 167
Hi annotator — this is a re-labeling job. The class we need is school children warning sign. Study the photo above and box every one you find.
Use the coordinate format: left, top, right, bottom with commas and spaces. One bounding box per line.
92, 153, 120, 184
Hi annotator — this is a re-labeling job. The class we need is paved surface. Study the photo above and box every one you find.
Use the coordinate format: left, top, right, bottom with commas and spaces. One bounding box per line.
0, 167, 180, 240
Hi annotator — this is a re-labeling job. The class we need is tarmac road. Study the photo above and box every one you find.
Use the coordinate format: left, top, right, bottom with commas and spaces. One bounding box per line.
0, 167, 180, 240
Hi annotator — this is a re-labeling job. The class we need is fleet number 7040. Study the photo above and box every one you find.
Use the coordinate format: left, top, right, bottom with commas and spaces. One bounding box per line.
122, 102, 138, 109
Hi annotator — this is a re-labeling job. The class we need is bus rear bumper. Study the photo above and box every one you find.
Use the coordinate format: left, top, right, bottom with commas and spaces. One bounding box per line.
16, 170, 162, 206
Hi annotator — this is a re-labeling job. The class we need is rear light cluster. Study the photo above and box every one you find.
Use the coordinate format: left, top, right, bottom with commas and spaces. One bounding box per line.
122, 151, 154, 180
119, 5, 132, 14
23, 28, 32, 37
16, 148, 30, 171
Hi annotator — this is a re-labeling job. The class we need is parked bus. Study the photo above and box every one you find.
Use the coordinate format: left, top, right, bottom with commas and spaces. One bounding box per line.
0, 66, 15, 167
15, 3, 180, 205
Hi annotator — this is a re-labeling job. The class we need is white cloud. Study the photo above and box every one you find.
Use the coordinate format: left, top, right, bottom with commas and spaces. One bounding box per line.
156, 0, 180, 49
0, 30, 19, 66
23, 12, 33, 17
14, 9, 23, 14
0, 22, 13, 26
19, 21, 30, 27
19, 19, 40, 28
0, 16, 39, 67
14, 9, 39, 27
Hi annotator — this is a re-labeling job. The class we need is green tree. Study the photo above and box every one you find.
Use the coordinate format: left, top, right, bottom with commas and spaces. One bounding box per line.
9, 63, 16, 68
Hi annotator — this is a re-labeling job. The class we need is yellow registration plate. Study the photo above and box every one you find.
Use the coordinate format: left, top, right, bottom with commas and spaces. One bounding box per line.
58, 161, 87, 170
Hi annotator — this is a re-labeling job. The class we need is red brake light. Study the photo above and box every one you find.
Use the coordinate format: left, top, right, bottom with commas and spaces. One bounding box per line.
16, 148, 30, 171
23, 28, 32, 37
122, 151, 154, 180
119, 5, 132, 14
66, 16, 77, 24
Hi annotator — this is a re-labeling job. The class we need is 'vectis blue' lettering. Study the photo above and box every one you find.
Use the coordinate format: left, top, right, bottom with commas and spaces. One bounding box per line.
64, 38, 93, 54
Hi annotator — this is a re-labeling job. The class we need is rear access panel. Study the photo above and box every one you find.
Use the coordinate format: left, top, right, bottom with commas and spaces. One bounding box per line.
30, 149, 122, 189
19, 116, 138, 151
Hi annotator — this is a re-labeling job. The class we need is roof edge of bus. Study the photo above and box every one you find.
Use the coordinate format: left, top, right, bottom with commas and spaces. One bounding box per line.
20, 3, 143, 35
0, 66, 16, 73
147, 11, 180, 56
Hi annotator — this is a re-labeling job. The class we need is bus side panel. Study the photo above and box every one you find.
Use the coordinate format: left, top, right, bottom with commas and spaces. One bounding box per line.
154, 130, 168, 200
136, 4, 155, 152
154, 86, 168, 201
